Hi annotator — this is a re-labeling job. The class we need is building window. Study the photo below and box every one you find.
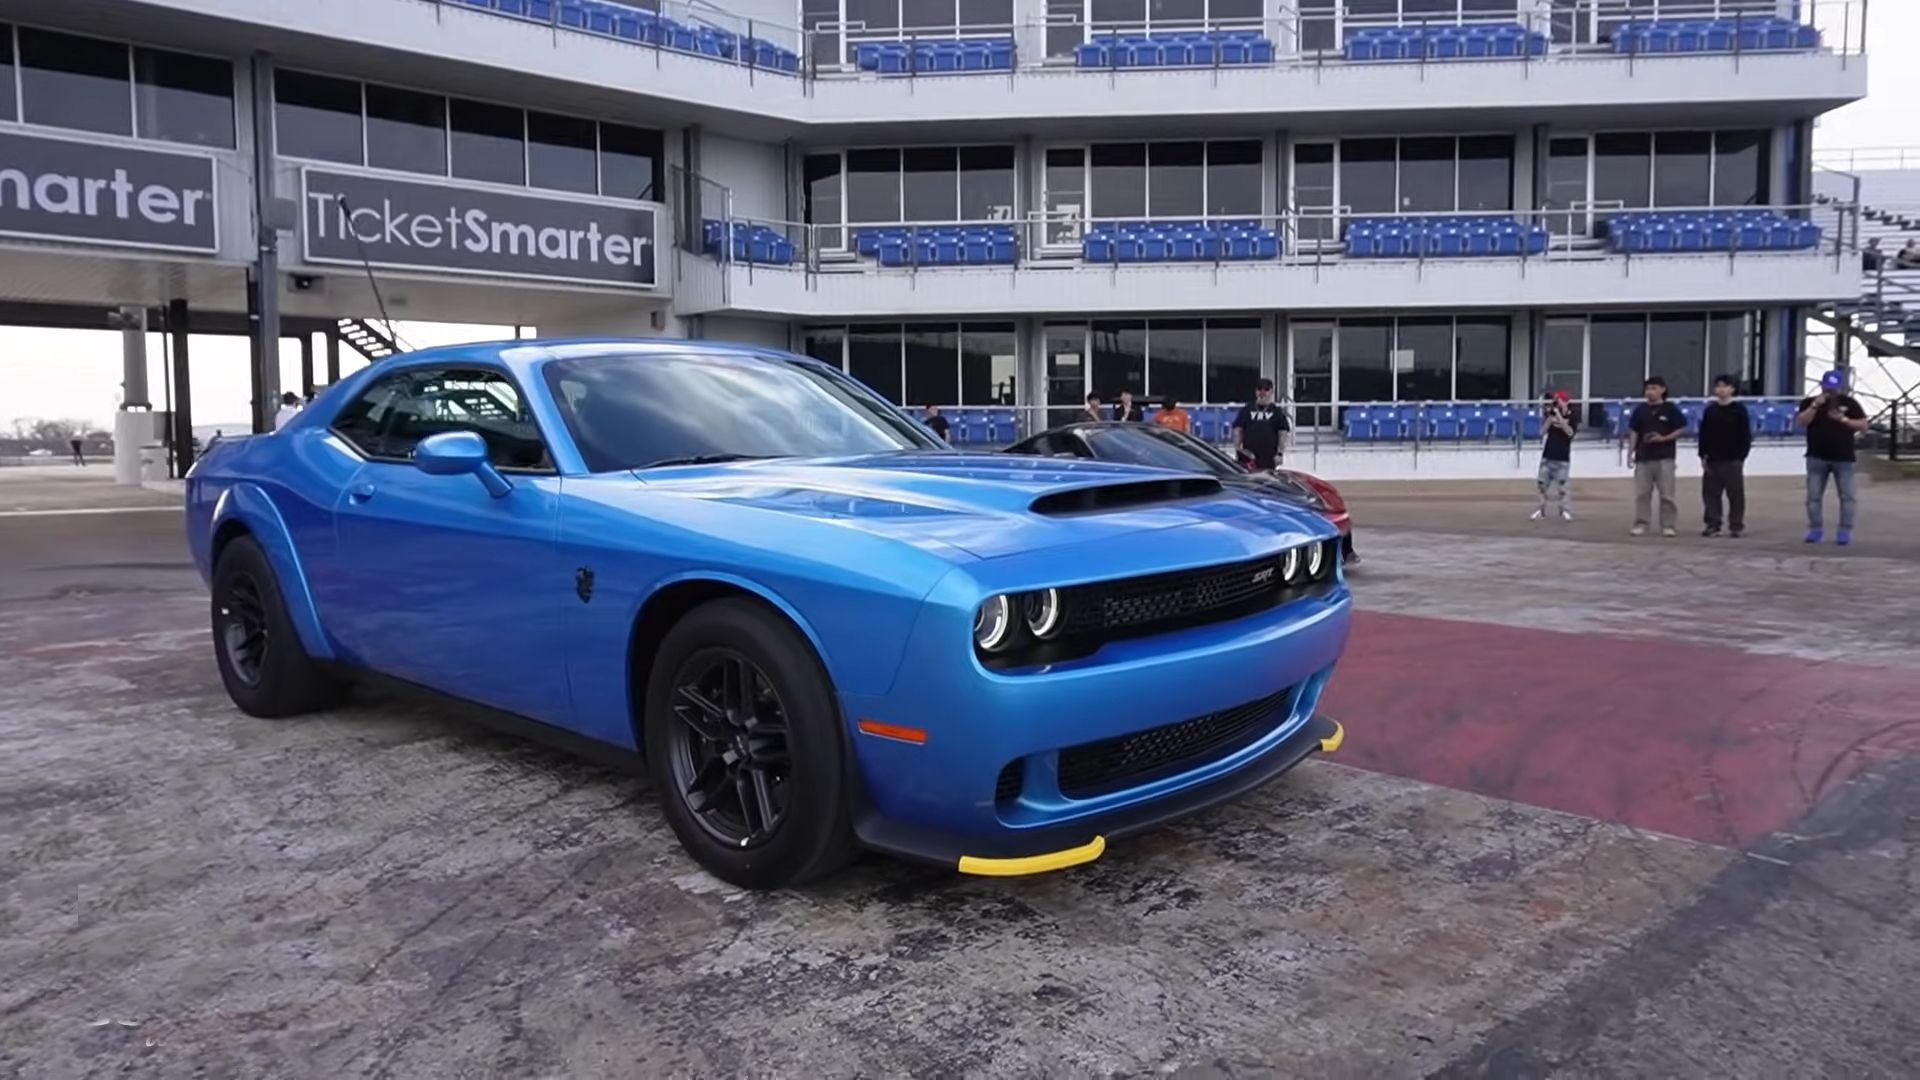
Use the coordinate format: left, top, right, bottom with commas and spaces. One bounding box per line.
846, 148, 903, 224
0, 24, 15, 123
276, 72, 662, 202
1549, 130, 1771, 229
1293, 135, 1514, 225
803, 145, 1018, 238
1051, 140, 1264, 228
804, 323, 1018, 406
450, 99, 526, 186
1545, 310, 1762, 413
803, 153, 844, 249
820, 0, 1014, 64
365, 84, 446, 175
600, 123, 662, 201
527, 111, 596, 194
131, 47, 235, 149
1288, 314, 1513, 406
17, 28, 132, 137
1045, 318, 1262, 405
276, 71, 365, 165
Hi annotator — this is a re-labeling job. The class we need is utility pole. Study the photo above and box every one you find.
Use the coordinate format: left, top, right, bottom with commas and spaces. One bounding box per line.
248, 54, 283, 433
106, 306, 149, 485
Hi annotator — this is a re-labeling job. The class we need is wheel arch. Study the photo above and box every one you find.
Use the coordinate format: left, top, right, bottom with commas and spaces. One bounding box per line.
624, 574, 838, 752
209, 483, 336, 661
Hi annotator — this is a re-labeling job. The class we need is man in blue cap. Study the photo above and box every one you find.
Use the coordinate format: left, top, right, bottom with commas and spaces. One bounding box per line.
1795, 368, 1869, 545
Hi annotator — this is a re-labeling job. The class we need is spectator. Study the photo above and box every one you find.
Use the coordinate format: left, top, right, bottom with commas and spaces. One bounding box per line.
1154, 398, 1192, 435
1899, 239, 1920, 270
1530, 390, 1576, 522
1796, 368, 1870, 545
1232, 379, 1290, 471
273, 391, 303, 432
69, 436, 84, 466
1697, 374, 1752, 538
921, 404, 950, 443
1862, 237, 1883, 273
1624, 375, 1687, 537
1081, 392, 1105, 423
1114, 390, 1144, 423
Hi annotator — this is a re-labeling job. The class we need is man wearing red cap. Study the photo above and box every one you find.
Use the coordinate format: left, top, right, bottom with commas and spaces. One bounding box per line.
1530, 389, 1576, 522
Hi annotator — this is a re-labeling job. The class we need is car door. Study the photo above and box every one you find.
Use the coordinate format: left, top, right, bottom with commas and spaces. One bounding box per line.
322, 363, 570, 724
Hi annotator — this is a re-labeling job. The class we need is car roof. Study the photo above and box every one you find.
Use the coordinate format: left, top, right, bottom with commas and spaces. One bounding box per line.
370, 336, 826, 382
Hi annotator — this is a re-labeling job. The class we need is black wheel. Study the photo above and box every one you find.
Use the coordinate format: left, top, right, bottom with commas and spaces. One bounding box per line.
644, 598, 856, 889
210, 535, 342, 718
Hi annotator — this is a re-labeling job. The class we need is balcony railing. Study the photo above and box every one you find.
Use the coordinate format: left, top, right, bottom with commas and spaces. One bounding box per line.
689, 202, 1860, 283
418, 0, 1866, 87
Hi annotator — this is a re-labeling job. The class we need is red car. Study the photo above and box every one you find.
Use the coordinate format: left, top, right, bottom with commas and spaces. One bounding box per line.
1003, 422, 1358, 564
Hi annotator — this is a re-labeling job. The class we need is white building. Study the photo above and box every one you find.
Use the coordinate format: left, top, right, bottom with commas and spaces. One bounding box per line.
0, 0, 1872, 475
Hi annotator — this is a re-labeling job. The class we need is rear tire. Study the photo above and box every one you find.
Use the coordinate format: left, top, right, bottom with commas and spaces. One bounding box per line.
210, 535, 343, 718
644, 598, 857, 889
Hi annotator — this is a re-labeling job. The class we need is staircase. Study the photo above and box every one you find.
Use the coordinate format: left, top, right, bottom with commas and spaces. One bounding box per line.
337, 316, 401, 361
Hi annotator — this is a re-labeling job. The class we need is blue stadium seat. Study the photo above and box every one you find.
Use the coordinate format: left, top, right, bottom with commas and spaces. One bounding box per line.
1605, 401, 1630, 438
1604, 210, 1821, 255
1428, 405, 1461, 440
1346, 23, 1548, 63
1489, 405, 1516, 439
1461, 405, 1490, 440
1519, 409, 1542, 440
1076, 30, 1273, 68
1614, 16, 1818, 55
1344, 405, 1374, 442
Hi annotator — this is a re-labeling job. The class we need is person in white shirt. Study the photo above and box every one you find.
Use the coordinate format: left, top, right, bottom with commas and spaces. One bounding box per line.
273, 392, 303, 431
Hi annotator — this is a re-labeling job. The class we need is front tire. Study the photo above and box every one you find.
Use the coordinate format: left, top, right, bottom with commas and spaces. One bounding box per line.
210, 535, 342, 718
644, 598, 857, 889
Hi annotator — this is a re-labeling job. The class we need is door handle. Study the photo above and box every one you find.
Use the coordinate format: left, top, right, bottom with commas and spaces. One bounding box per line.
348, 482, 376, 502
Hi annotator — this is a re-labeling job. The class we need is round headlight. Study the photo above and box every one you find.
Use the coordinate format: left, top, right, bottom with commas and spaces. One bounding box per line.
1281, 545, 1303, 585
974, 595, 1014, 651
1306, 540, 1326, 580
1024, 588, 1063, 639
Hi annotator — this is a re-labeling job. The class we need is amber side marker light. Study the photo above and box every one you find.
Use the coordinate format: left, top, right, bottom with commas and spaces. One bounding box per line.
857, 719, 928, 745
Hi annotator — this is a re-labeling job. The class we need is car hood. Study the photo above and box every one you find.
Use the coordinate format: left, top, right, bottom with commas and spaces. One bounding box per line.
623, 452, 1326, 560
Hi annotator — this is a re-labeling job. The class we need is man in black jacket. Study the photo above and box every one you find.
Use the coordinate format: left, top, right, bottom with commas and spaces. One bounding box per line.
1697, 374, 1753, 537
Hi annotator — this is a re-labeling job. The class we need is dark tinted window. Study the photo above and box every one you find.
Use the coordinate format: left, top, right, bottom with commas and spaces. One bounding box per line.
1339, 138, 1396, 215
960, 0, 1013, 28
275, 71, 363, 164
1713, 130, 1768, 207
1152, 319, 1204, 403
903, 322, 959, 406
527, 111, 596, 194
1149, 141, 1205, 219
543, 352, 938, 472
1394, 316, 1452, 400
1207, 140, 1263, 218
903, 0, 956, 29
846, 148, 902, 223
133, 48, 234, 148
450, 99, 525, 185
802, 325, 846, 367
1205, 319, 1261, 404
1589, 314, 1648, 400
18, 29, 131, 136
1594, 132, 1652, 209
1091, 319, 1147, 398
958, 145, 1015, 221
1652, 131, 1711, 208
1648, 312, 1706, 398
0, 24, 15, 122
1457, 135, 1513, 212
1454, 316, 1511, 400
333, 367, 551, 470
1084, 426, 1225, 474
1338, 318, 1392, 403
848, 325, 904, 401
1090, 143, 1147, 220
600, 122, 662, 200
960, 323, 1017, 405
366, 84, 446, 175
902, 146, 958, 222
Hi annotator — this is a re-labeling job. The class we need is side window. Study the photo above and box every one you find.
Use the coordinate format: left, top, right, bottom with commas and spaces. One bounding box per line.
331, 367, 553, 471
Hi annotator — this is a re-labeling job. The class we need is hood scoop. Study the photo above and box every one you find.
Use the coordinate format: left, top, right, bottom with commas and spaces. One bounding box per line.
1028, 477, 1223, 516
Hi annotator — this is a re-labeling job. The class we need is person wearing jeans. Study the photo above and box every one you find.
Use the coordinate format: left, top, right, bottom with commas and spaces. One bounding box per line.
1624, 375, 1687, 537
1530, 389, 1576, 521
1696, 374, 1752, 537
1796, 369, 1869, 545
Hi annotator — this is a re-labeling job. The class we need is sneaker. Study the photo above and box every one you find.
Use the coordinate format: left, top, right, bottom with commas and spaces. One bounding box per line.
1662, 527, 1677, 538
1837, 531, 1852, 547
1702, 526, 1721, 537
1560, 510, 1574, 522
1805, 529, 1822, 543
1529, 509, 1544, 521
1630, 524, 1648, 537
1729, 528, 1743, 539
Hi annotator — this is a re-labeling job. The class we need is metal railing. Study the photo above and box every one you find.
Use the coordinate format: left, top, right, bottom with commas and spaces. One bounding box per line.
697, 201, 1860, 279
1814, 147, 1920, 173
421, 0, 1864, 86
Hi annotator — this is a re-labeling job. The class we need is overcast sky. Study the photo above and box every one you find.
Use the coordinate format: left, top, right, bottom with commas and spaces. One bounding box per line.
3, 6, 1915, 431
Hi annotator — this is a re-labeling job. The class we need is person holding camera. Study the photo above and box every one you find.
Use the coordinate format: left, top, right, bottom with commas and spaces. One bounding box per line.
1530, 389, 1576, 522
1697, 374, 1752, 538
1796, 368, 1870, 545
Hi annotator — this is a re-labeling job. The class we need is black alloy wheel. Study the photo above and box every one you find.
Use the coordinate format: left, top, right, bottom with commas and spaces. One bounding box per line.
218, 571, 270, 687
666, 649, 793, 849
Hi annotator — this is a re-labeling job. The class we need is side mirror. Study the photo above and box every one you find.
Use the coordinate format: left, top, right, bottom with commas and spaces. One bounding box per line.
413, 430, 512, 498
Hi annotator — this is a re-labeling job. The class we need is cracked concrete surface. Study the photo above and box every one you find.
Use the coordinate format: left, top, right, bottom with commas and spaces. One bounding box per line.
2, 475, 1917, 1078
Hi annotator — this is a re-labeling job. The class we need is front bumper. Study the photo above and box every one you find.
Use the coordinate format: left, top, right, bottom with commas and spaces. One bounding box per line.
858, 714, 1345, 873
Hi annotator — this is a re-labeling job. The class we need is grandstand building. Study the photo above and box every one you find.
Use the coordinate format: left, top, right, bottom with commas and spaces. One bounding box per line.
0, 0, 1873, 476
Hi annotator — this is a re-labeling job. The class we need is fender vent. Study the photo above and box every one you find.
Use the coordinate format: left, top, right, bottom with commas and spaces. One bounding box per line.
1028, 477, 1222, 516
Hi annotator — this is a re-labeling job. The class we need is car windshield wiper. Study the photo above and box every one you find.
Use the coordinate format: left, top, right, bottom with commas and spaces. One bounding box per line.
636, 453, 782, 470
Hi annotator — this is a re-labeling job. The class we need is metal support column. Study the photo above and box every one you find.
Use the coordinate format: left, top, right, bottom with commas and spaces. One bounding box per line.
107, 306, 149, 484
168, 299, 194, 477
248, 54, 282, 433
325, 330, 341, 383
299, 333, 315, 397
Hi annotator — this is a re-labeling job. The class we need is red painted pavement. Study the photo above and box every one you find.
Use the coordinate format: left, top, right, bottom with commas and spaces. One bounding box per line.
1322, 610, 1920, 848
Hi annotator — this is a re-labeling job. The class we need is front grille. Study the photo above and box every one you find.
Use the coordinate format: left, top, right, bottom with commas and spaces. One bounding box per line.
1056, 687, 1294, 799
1058, 551, 1291, 639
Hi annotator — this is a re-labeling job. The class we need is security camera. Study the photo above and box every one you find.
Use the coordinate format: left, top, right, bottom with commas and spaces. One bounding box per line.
290, 274, 322, 292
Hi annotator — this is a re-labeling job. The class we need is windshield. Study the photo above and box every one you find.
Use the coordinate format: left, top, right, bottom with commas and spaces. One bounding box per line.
1082, 425, 1240, 479
542, 352, 942, 472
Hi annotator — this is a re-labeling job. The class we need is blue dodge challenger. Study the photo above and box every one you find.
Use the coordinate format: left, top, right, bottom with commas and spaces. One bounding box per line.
186, 339, 1350, 888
